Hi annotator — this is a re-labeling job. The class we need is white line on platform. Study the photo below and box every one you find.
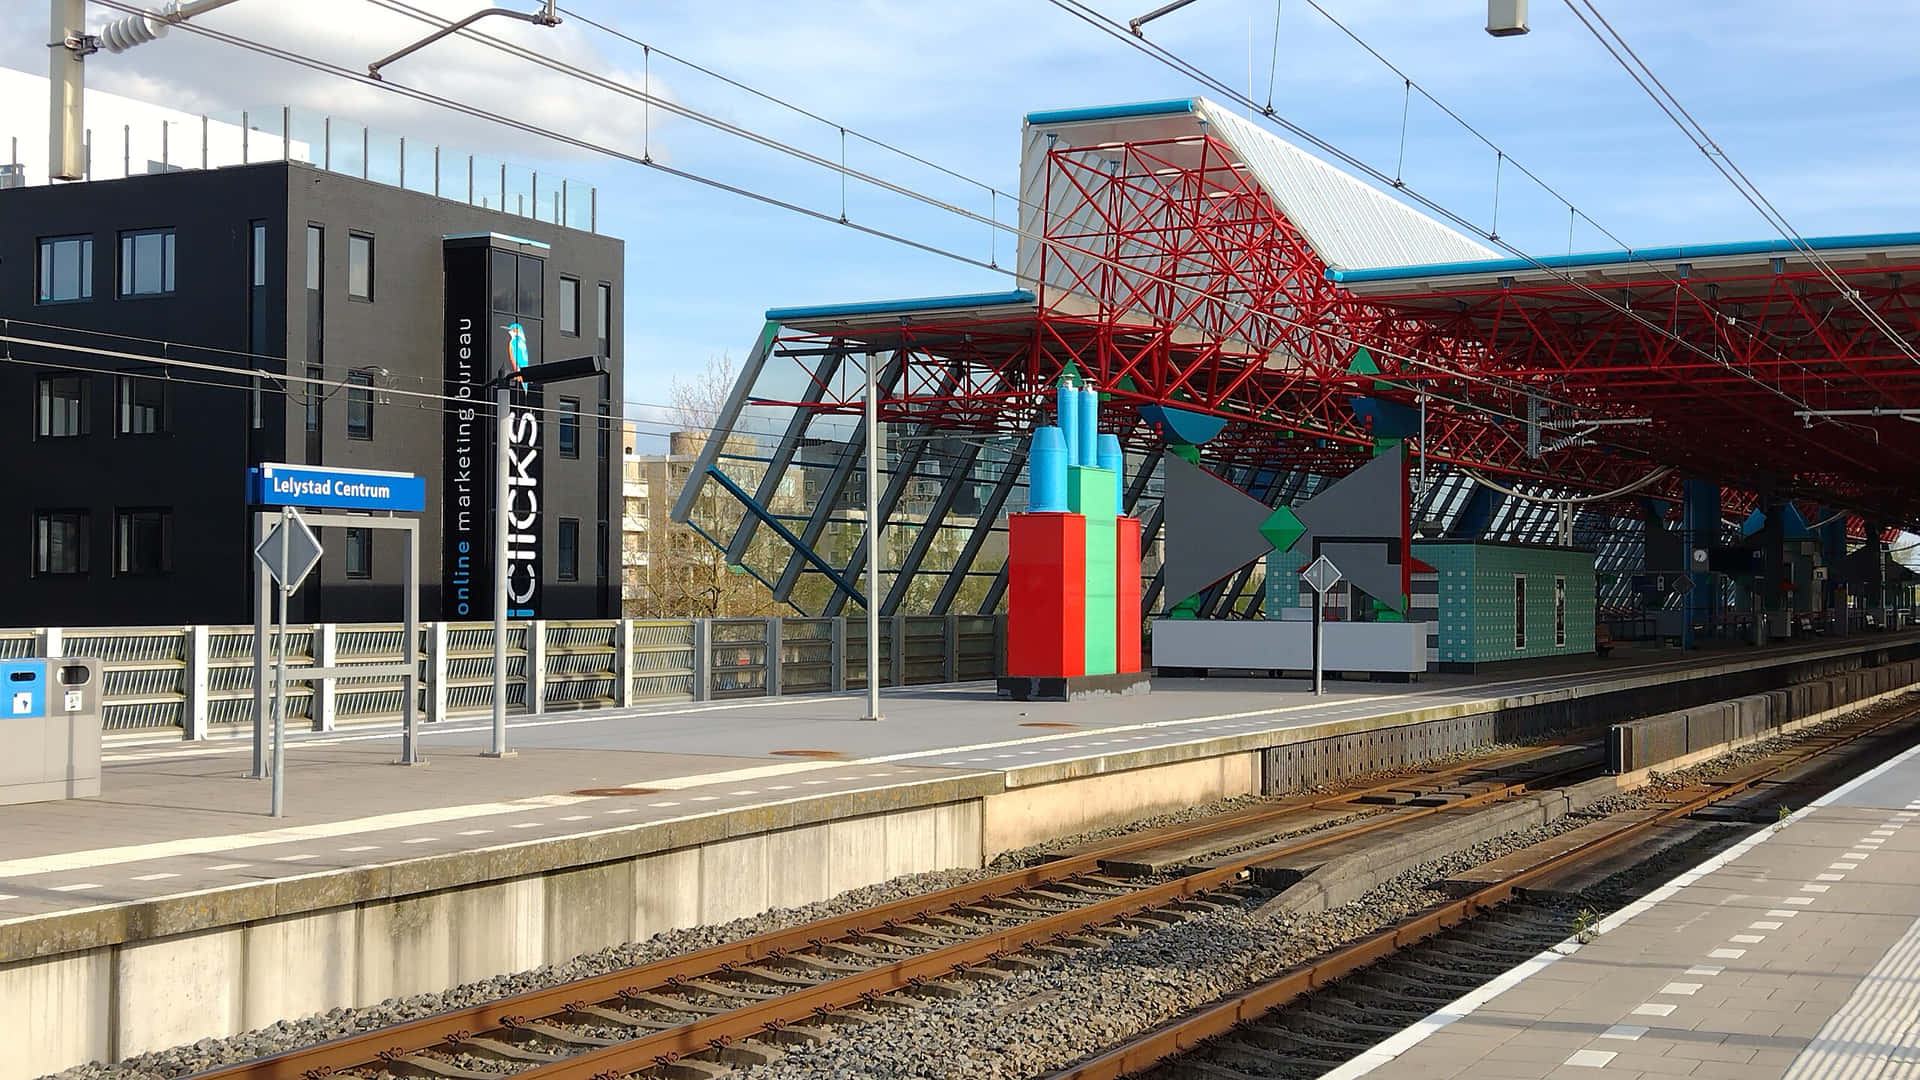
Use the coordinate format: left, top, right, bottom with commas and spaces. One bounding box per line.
0, 793, 604, 879
1315, 714, 1920, 1080
131, 872, 177, 882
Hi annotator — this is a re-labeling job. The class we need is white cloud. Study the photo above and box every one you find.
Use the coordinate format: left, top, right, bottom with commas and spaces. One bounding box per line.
0, 0, 672, 166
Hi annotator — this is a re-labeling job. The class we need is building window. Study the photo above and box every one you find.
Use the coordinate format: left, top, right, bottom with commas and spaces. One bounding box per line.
304, 365, 324, 464
492, 248, 544, 365
347, 372, 373, 440
33, 511, 89, 575
117, 375, 168, 435
517, 254, 542, 317
597, 402, 610, 460
36, 374, 89, 438
249, 220, 270, 361
558, 518, 580, 581
597, 520, 608, 584
306, 225, 323, 291
559, 276, 580, 336
1555, 575, 1567, 648
345, 527, 372, 579
37, 235, 93, 303
559, 396, 580, 458
119, 228, 175, 297
596, 282, 611, 358
306, 225, 324, 366
1514, 575, 1527, 651
116, 508, 172, 575
347, 233, 373, 301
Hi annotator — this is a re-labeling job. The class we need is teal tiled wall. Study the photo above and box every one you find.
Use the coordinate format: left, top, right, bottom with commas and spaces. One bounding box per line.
1415, 541, 1596, 664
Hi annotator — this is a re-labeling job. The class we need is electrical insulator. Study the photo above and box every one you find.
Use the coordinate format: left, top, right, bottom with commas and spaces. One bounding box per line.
100, 14, 168, 53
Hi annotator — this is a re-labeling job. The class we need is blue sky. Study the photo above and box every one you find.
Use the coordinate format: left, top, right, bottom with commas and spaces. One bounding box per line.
6, 0, 1920, 434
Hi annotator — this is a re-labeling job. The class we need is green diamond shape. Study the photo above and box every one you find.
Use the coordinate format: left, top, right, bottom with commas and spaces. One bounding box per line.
1261, 506, 1305, 553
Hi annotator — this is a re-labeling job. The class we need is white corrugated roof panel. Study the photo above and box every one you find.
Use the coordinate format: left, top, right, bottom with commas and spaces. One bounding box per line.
1196, 102, 1495, 270
1017, 98, 1494, 277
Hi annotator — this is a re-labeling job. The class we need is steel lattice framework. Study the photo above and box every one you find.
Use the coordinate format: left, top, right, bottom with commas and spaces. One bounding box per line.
750, 127, 1920, 529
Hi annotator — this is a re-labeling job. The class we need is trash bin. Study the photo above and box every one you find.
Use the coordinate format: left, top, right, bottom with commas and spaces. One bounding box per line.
0, 657, 103, 805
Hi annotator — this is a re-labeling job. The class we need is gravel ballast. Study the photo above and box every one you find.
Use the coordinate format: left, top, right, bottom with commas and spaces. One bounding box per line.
40, 702, 1899, 1080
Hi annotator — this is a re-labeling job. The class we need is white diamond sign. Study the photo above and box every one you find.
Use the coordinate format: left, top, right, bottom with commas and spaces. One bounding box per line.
255, 513, 324, 593
1301, 554, 1343, 595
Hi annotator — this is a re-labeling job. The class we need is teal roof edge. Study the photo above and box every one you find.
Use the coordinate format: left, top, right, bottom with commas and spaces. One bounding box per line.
1326, 231, 1920, 285
1024, 99, 1198, 126
766, 289, 1037, 322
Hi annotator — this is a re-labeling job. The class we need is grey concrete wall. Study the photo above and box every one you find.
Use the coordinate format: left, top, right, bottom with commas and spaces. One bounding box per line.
1610, 659, 1920, 773
0, 800, 981, 1080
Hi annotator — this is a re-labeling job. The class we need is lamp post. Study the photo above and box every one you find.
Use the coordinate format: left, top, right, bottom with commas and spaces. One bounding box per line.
862, 350, 884, 722
485, 347, 605, 758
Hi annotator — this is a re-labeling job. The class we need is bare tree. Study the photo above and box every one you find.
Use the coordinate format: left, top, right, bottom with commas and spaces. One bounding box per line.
672, 352, 736, 433
624, 353, 790, 618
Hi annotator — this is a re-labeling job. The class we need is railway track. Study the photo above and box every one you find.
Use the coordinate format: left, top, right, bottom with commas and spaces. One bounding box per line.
187, 742, 1602, 1080
1042, 698, 1920, 1080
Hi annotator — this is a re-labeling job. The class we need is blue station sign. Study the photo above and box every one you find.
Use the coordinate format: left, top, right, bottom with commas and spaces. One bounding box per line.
247, 462, 426, 513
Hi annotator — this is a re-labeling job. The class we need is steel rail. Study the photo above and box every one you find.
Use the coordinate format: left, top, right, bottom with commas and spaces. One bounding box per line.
1040, 702, 1920, 1080
506, 760, 1590, 1080
190, 743, 1589, 1080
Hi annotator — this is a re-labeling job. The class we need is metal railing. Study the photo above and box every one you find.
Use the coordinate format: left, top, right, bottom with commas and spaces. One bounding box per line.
16, 616, 1005, 737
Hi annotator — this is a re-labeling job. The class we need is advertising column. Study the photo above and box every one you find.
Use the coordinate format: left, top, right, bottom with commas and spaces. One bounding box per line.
443, 236, 546, 620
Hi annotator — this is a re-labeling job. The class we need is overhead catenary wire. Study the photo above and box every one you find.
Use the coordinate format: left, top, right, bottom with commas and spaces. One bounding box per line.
86, 0, 1661, 470
1462, 464, 1673, 505
1038, 0, 1857, 424
1563, 0, 1920, 369
0, 332, 808, 445
365, 0, 1676, 431
82, 0, 1890, 508
0, 316, 791, 438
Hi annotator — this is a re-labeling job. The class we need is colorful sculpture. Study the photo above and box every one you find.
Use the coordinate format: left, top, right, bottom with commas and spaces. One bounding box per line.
999, 378, 1147, 699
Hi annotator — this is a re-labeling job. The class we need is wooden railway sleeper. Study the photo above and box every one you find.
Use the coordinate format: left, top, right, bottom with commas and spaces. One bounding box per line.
381, 1053, 505, 1079
504, 1019, 622, 1048
649, 1056, 735, 1080
456, 1033, 564, 1063
770, 952, 871, 976
712, 965, 820, 990
812, 939, 910, 961
854, 930, 946, 950
678, 977, 784, 1003
621, 991, 735, 1016
561, 1004, 682, 1032
1235, 1023, 1374, 1059
1209, 1035, 1334, 1074
1278, 1009, 1404, 1038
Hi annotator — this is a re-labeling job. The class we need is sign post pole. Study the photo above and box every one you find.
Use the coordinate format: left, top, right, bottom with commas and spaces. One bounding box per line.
1301, 555, 1344, 698
488, 383, 514, 758
272, 507, 290, 818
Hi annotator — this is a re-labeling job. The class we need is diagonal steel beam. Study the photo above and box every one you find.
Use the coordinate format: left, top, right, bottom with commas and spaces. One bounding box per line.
881, 437, 982, 616
671, 321, 777, 526
936, 441, 1028, 616
726, 343, 846, 563
770, 352, 906, 604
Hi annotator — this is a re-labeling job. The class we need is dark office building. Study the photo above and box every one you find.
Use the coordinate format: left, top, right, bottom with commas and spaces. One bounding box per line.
0, 161, 624, 626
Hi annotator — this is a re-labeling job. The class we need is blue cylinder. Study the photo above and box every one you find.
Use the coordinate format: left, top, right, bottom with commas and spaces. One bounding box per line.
1029, 426, 1069, 512
1097, 433, 1124, 513
1056, 382, 1080, 466
1078, 386, 1100, 465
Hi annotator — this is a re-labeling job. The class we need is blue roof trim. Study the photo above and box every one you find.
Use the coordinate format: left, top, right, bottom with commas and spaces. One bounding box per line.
1023, 99, 1197, 126
1326, 231, 1920, 285
766, 289, 1037, 322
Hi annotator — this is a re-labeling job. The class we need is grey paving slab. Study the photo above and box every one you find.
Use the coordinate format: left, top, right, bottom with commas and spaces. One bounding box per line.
0, 634, 1902, 928
1356, 739, 1920, 1080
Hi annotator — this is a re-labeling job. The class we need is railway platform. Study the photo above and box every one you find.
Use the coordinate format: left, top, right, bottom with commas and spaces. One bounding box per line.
3, 632, 1917, 1079
1336, 719, 1920, 1080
